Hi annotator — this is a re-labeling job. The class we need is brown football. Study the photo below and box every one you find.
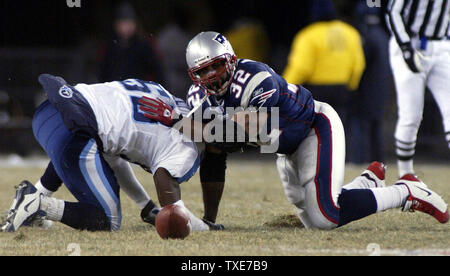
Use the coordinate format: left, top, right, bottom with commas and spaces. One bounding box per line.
155, 204, 191, 240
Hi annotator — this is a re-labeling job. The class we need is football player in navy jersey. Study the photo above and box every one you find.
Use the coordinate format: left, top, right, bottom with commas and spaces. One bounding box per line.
140, 32, 448, 229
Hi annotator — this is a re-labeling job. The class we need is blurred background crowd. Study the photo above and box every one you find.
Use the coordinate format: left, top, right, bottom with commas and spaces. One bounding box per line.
0, 0, 447, 164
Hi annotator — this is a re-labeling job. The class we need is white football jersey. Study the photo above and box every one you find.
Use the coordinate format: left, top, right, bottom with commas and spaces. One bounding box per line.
74, 79, 199, 181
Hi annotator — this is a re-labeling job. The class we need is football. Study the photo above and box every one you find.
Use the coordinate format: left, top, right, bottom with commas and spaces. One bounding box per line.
155, 204, 191, 240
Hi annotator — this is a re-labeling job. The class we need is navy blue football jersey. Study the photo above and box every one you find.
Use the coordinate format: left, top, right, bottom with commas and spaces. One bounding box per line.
186, 59, 315, 154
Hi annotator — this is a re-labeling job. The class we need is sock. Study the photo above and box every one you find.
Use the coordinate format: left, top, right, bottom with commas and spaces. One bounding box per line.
370, 185, 410, 212
174, 200, 209, 231
338, 189, 378, 227
397, 159, 414, 178
40, 196, 65, 221
61, 202, 111, 231
343, 175, 378, 190
35, 180, 54, 197
41, 162, 63, 192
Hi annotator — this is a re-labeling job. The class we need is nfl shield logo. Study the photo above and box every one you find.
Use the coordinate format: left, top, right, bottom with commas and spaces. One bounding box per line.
59, 86, 73, 98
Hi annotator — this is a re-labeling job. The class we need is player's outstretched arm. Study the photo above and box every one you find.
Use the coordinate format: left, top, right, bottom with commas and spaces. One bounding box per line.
104, 156, 151, 208
153, 168, 213, 231
138, 96, 204, 140
138, 96, 250, 152
104, 156, 161, 225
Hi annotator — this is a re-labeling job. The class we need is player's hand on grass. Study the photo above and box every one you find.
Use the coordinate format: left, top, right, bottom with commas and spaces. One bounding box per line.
202, 218, 225, 231
138, 96, 181, 127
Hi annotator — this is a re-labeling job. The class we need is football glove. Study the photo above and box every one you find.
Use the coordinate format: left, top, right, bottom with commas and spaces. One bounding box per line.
138, 96, 182, 127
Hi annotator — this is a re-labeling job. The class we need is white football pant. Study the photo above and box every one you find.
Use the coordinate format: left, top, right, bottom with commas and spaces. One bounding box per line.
277, 101, 346, 230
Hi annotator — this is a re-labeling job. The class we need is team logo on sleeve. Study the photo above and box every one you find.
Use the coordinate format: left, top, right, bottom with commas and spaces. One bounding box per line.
59, 85, 73, 98
253, 89, 277, 106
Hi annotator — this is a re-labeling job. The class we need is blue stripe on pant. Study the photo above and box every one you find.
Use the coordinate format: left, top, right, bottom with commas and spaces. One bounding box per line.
313, 113, 340, 225
176, 153, 201, 184
33, 101, 122, 231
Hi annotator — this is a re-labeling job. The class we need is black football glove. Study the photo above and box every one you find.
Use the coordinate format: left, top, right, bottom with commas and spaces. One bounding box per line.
202, 219, 225, 231
400, 43, 422, 73
140, 200, 161, 226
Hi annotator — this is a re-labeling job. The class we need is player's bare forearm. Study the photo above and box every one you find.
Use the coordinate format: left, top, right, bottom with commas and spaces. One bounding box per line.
153, 168, 181, 207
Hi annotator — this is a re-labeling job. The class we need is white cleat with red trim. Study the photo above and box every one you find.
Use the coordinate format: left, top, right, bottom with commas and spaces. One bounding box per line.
396, 174, 449, 224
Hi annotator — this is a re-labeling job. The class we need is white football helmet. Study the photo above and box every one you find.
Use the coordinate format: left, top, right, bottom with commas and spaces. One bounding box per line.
186, 31, 237, 96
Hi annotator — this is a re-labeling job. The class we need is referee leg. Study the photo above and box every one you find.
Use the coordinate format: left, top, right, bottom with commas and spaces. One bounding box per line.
426, 49, 450, 150
389, 38, 427, 176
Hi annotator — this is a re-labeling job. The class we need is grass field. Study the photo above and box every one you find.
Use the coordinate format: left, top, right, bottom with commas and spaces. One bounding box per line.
0, 157, 448, 256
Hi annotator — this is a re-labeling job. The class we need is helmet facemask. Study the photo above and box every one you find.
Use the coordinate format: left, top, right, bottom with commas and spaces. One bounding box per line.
188, 53, 237, 97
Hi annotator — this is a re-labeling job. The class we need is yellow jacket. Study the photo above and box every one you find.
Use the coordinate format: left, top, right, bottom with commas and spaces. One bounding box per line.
283, 20, 365, 91
226, 21, 270, 63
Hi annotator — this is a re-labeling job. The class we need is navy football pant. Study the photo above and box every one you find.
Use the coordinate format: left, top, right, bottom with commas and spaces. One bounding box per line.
32, 101, 122, 231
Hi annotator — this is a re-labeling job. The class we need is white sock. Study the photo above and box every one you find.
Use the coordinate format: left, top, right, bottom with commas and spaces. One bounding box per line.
344, 175, 377, 190
174, 200, 209, 231
397, 159, 414, 178
40, 196, 65, 221
35, 180, 54, 197
370, 185, 410, 213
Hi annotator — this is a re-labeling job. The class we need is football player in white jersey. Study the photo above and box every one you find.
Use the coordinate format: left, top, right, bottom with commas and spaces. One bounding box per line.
2, 74, 219, 232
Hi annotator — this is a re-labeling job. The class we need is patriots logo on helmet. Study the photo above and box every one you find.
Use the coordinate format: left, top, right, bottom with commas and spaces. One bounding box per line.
214, 34, 227, 45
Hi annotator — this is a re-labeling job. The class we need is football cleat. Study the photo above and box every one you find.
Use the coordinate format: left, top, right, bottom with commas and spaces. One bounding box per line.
2, 181, 45, 232
2, 181, 53, 231
396, 174, 449, 224
361, 162, 386, 188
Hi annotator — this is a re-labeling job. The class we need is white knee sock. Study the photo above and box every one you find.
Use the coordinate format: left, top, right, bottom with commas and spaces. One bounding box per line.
343, 175, 377, 190
35, 180, 54, 197
397, 159, 414, 178
370, 185, 410, 213
40, 196, 65, 221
